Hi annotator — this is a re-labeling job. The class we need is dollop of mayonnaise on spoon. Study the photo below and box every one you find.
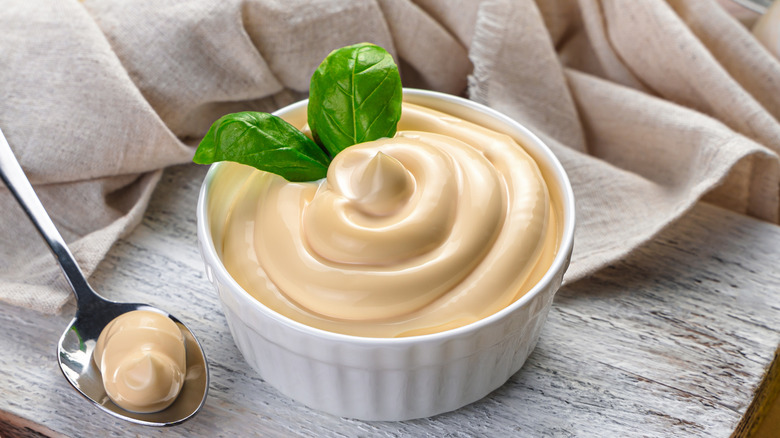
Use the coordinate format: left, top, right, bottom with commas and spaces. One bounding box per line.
93, 310, 186, 413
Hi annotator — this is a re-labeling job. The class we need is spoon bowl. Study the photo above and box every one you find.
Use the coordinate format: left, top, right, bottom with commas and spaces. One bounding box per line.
0, 127, 209, 426
58, 299, 209, 426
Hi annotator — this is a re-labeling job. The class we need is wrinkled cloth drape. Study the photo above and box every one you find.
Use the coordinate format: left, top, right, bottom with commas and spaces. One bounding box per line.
0, 0, 777, 312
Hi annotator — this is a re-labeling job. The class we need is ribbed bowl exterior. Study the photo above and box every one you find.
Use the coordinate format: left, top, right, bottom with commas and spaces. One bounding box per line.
205, 248, 564, 420
196, 89, 575, 421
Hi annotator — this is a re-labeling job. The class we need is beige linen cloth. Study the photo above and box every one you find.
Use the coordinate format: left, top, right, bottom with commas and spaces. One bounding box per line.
0, 0, 778, 313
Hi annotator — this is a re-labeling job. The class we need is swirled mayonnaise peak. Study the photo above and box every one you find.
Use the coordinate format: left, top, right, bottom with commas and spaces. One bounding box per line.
221, 102, 559, 337
93, 310, 186, 413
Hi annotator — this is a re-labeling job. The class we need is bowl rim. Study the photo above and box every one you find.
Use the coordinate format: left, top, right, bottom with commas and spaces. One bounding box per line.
196, 88, 576, 346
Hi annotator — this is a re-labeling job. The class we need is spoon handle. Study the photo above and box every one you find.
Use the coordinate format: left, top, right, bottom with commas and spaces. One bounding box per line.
0, 127, 98, 305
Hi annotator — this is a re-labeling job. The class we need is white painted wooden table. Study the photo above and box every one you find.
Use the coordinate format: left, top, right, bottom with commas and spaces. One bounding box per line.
0, 164, 778, 437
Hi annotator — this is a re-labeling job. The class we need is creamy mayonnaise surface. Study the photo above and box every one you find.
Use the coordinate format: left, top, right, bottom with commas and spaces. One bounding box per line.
219, 102, 559, 337
93, 310, 186, 413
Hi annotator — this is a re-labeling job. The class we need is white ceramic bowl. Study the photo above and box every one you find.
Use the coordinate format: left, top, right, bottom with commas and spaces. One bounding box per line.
196, 89, 575, 421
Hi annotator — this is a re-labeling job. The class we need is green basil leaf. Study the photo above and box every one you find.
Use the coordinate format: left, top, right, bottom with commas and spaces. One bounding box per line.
308, 42, 402, 156
193, 111, 330, 182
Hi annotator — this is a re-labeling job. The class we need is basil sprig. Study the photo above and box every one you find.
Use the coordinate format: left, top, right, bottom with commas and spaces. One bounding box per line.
193, 43, 402, 182
193, 111, 330, 182
308, 43, 402, 157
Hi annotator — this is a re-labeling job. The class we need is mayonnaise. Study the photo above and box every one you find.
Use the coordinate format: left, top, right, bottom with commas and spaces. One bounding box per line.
93, 310, 186, 413
220, 102, 559, 337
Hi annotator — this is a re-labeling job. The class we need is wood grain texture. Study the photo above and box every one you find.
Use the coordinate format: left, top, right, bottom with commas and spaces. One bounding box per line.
0, 164, 778, 437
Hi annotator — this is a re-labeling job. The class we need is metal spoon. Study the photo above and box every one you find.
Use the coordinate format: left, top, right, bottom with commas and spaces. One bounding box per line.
0, 127, 209, 426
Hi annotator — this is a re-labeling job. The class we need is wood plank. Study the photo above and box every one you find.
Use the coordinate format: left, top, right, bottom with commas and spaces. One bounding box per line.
0, 164, 777, 437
